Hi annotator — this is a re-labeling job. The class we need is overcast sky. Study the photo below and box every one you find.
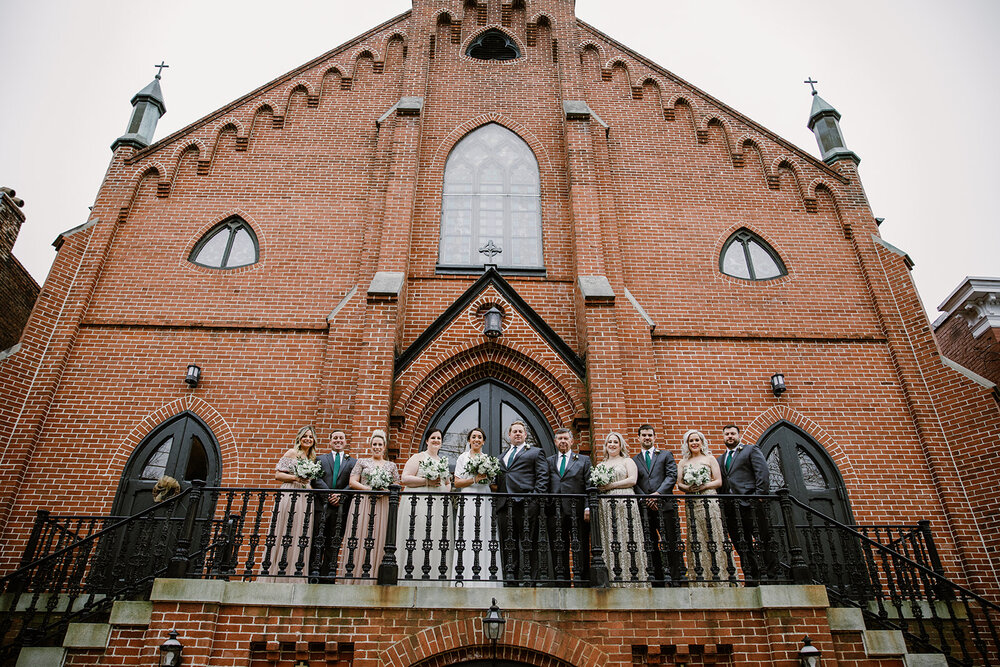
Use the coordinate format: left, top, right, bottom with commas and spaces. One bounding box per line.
2, 0, 997, 318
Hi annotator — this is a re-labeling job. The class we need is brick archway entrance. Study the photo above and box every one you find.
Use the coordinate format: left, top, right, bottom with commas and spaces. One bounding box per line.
412, 645, 576, 667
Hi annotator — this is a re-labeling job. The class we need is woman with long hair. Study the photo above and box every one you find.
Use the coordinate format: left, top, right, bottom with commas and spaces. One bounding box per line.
676, 429, 730, 586
396, 428, 452, 585
451, 427, 502, 586
596, 431, 649, 588
337, 429, 400, 583
261, 425, 319, 582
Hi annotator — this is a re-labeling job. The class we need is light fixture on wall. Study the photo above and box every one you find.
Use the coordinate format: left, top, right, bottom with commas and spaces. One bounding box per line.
770, 372, 786, 397
482, 598, 506, 666
798, 637, 821, 666
159, 630, 183, 666
483, 306, 503, 339
185, 363, 202, 388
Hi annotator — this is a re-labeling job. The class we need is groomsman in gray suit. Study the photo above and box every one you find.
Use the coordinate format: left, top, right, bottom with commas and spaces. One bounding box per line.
312, 429, 356, 580
495, 420, 549, 584
547, 428, 591, 584
717, 423, 775, 585
632, 424, 682, 585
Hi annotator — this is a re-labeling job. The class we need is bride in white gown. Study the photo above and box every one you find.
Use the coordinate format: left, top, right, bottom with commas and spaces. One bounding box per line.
451, 427, 502, 586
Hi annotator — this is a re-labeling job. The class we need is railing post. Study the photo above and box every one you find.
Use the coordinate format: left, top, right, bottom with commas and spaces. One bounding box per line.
377, 485, 401, 585
19, 509, 50, 567
167, 481, 205, 579
777, 489, 811, 585
586, 487, 609, 588
917, 520, 945, 577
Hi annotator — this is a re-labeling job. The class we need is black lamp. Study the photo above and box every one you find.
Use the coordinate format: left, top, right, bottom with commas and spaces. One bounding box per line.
159, 630, 183, 666
483, 306, 503, 339
482, 598, 506, 665
770, 373, 786, 397
798, 637, 820, 666
185, 364, 202, 388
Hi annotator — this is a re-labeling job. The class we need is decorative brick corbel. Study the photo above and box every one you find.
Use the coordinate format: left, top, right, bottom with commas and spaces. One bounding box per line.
307, 94, 320, 108
340, 77, 353, 91
271, 115, 285, 129
197, 160, 211, 175
663, 108, 675, 121
234, 136, 249, 151
631, 86, 644, 100
156, 182, 171, 198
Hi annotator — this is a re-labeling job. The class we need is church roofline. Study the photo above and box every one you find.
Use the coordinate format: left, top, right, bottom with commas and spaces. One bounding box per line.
125, 9, 411, 164
394, 267, 586, 379
576, 19, 850, 186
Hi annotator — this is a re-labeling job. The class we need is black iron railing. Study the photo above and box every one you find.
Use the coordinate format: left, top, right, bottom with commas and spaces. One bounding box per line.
0, 489, 192, 662
789, 496, 998, 666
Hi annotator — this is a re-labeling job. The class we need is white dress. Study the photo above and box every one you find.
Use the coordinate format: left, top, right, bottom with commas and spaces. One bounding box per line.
451, 450, 503, 586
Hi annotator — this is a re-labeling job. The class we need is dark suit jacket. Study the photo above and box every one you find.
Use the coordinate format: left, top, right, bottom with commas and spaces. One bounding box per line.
547, 452, 591, 515
718, 443, 769, 503
632, 449, 677, 496
311, 451, 356, 494
495, 445, 549, 509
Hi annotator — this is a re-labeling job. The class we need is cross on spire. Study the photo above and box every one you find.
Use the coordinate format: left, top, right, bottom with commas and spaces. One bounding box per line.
154, 61, 169, 79
804, 77, 819, 96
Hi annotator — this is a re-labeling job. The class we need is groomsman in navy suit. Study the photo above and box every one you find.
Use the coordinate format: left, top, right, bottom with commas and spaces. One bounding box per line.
546, 428, 591, 584
632, 424, 683, 585
718, 423, 775, 585
312, 429, 356, 580
495, 420, 549, 584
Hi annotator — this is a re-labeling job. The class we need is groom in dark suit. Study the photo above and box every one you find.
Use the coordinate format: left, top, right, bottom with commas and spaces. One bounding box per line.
546, 428, 591, 584
311, 429, 356, 580
632, 424, 682, 585
717, 423, 775, 585
495, 420, 549, 585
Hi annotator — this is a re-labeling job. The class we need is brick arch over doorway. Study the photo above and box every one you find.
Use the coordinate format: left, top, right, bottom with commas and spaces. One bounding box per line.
381, 617, 604, 667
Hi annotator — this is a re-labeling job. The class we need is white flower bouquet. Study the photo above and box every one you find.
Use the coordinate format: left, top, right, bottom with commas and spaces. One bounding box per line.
589, 462, 616, 488
683, 463, 712, 489
418, 456, 451, 482
464, 454, 501, 484
363, 466, 394, 491
295, 458, 323, 480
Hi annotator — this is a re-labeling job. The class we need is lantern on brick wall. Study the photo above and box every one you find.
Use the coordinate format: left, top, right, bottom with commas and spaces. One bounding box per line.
159, 630, 183, 666
185, 363, 202, 387
483, 306, 503, 339
798, 637, 821, 667
770, 372, 786, 397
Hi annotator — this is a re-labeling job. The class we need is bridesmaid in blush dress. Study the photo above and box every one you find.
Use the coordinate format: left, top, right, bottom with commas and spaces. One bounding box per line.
596, 432, 649, 588
677, 429, 730, 586
261, 425, 319, 583
338, 429, 399, 583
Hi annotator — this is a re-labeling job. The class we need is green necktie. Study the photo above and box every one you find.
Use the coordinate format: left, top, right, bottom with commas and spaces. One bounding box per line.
559, 454, 567, 477
645, 450, 652, 471
725, 450, 733, 472
332, 452, 341, 484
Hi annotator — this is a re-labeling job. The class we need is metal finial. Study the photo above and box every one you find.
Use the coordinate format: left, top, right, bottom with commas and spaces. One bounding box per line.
154, 61, 170, 80
478, 239, 502, 261
804, 77, 818, 96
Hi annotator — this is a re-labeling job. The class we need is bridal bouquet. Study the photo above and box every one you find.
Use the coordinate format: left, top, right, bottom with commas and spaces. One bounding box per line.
295, 458, 323, 480
363, 466, 394, 491
418, 456, 451, 482
464, 453, 501, 484
589, 462, 616, 488
683, 463, 711, 489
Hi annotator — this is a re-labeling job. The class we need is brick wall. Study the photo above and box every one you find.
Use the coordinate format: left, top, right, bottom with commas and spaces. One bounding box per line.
0, 191, 40, 351
935, 314, 1000, 387
1, 0, 998, 604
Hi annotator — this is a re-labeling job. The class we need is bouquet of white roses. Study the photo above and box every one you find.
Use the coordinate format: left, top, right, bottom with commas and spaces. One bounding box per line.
683, 463, 712, 489
295, 458, 323, 481
418, 456, 451, 482
464, 453, 501, 484
589, 462, 616, 488
363, 466, 394, 491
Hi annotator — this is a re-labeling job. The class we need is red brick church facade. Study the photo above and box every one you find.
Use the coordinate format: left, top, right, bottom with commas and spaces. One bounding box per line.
2, 0, 998, 664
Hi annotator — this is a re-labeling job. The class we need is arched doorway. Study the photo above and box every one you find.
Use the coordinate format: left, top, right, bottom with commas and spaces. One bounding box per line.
112, 411, 222, 516
426, 380, 556, 468
757, 421, 853, 525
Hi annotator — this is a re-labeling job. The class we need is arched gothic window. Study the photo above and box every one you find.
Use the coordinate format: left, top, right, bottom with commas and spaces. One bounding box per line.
466, 30, 521, 61
439, 123, 543, 272
189, 217, 259, 269
719, 228, 786, 280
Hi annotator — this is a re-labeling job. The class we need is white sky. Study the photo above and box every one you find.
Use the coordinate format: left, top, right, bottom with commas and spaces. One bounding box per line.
2, 0, 997, 318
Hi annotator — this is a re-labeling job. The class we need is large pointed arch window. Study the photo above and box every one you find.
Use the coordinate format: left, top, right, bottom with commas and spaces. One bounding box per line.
439, 123, 543, 272
189, 217, 259, 269
720, 228, 786, 281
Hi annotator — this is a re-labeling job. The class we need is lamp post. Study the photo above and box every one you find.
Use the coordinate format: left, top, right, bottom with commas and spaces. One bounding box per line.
798, 636, 821, 667
158, 630, 183, 667
482, 598, 506, 666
